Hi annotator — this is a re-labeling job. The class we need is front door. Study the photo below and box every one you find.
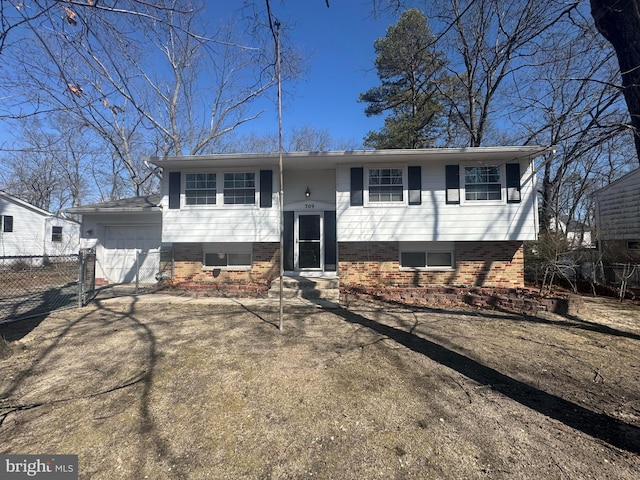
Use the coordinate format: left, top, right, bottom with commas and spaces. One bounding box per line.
296, 213, 323, 271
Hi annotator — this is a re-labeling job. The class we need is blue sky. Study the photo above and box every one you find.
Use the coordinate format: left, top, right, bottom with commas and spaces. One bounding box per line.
229, 2, 399, 147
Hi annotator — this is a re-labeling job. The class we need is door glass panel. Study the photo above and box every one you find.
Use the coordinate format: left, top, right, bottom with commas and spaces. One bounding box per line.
299, 243, 321, 269
299, 215, 320, 240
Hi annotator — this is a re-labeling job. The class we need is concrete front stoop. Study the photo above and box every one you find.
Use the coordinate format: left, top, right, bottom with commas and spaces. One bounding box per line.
268, 276, 340, 302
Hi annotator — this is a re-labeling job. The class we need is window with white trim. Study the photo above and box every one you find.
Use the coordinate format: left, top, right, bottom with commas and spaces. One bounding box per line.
463, 166, 501, 201
366, 167, 405, 203
224, 172, 256, 205
51, 226, 63, 242
185, 173, 216, 205
399, 242, 454, 270
202, 243, 252, 270
2, 215, 13, 233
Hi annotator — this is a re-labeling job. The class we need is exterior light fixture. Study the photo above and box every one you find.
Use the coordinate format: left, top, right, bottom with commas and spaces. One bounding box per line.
305, 186, 311, 197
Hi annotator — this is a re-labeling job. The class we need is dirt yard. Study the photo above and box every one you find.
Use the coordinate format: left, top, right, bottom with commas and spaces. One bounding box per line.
1, 294, 639, 479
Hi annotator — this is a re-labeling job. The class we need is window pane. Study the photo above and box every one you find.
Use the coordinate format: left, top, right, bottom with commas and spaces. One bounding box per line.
369, 168, 403, 202
3, 215, 13, 232
52, 226, 63, 242
224, 172, 255, 204
401, 252, 426, 268
186, 173, 216, 205
204, 253, 227, 267
427, 252, 453, 267
228, 253, 252, 266
299, 215, 320, 240
464, 166, 501, 201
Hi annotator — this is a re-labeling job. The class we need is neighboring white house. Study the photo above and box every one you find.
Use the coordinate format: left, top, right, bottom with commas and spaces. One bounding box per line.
0, 191, 80, 258
66, 195, 162, 284
593, 168, 640, 264
146, 146, 551, 290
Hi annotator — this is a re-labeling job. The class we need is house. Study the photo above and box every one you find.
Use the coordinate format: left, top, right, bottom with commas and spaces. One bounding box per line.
142, 146, 551, 291
66, 195, 162, 284
0, 190, 80, 259
593, 168, 640, 265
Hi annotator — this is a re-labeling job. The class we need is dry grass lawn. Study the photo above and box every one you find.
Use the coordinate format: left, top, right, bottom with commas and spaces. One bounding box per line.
1, 294, 640, 479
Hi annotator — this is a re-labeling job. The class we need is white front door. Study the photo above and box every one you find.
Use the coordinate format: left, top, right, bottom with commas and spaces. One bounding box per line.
295, 213, 323, 271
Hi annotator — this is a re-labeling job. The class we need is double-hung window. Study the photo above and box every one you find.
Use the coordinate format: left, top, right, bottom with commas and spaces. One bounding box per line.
51, 226, 63, 242
463, 166, 501, 201
367, 167, 404, 203
185, 173, 216, 205
224, 172, 256, 205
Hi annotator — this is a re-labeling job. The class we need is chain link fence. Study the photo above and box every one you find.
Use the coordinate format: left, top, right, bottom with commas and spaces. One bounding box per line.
0, 254, 86, 323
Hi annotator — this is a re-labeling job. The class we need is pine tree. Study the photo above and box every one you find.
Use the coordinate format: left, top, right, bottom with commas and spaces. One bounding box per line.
359, 9, 450, 149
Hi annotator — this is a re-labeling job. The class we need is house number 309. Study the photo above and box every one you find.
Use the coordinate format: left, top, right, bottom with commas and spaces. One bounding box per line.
304, 203, 315, 209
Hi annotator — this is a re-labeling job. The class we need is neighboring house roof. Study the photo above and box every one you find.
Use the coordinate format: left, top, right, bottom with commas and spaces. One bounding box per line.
593, 168, 640, 197
151, 146, 554, 170
66, 194, 162, 214
0, 190, 80, 223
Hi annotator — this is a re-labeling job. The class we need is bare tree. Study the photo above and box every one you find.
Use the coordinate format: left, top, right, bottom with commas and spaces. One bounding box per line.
0, 1, 283, 196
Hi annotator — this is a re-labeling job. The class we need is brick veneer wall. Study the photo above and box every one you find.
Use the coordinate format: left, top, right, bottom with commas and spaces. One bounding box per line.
172, 242, 280, 288
338, 241, 525, 288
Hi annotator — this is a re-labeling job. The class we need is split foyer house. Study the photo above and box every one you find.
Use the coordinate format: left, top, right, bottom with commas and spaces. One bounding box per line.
161, 146, 552, 289
0, 190, 80, 259
69, 147, 552, 290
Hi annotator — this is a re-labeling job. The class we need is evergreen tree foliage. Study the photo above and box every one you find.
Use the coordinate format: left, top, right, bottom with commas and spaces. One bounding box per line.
359, 9, 450, 149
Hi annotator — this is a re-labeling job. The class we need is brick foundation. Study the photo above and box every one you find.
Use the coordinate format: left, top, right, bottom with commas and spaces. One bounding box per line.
338, 241, 525, 288
172, 242, 280, 289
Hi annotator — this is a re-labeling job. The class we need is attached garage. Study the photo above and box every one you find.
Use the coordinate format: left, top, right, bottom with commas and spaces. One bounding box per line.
67, 195, 163, 285
103, 225, 162, 283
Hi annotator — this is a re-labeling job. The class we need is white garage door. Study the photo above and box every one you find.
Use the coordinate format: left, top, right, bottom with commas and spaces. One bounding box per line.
103, 225, 162, 284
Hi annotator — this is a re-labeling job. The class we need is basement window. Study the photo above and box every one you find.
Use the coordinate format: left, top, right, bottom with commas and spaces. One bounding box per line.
202, 243, 252, 270
399, 242, 454, 270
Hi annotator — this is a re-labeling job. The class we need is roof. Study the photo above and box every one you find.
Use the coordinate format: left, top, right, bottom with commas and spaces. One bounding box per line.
66, 194, 162, 214
592, 168, 640, 197
0, 190, 79, 223
151, 146, 554, 171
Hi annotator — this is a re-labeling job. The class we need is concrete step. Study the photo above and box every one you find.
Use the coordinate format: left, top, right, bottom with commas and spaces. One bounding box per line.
268, 276, 340, 301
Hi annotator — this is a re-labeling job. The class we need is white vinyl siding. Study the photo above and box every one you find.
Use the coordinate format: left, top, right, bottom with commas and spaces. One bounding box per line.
162, 172, 277, 243
337, 160, 537, 242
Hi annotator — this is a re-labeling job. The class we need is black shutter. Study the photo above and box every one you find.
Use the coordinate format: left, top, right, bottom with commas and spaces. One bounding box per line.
168, 172, 181, 210
445, 165, 460, 204
506, 163, 521, 203
408, 166, 422, 205
350, 167, 364, 206
324, 211, 337, 271
284, 211, 294, 271
260, 170, 273, 208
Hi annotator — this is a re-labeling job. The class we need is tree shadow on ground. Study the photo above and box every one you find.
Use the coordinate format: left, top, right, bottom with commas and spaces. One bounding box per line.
331, 304, 640, 454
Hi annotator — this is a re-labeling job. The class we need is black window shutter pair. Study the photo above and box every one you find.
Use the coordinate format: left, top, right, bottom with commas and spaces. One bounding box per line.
350, 167, 422, 206
445, 163, 521, 204
167, 170, 273, 209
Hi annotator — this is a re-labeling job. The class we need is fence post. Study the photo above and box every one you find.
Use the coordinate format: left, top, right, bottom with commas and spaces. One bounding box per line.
78, 251, 84, 308
135, 251, 140, 294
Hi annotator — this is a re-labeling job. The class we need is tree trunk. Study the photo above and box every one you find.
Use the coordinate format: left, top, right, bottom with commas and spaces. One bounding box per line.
591, 0, 640, 164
